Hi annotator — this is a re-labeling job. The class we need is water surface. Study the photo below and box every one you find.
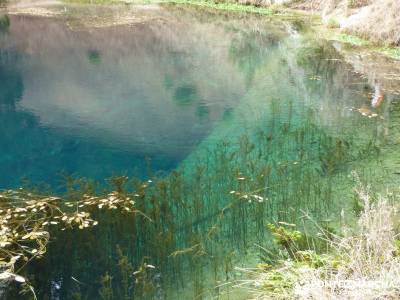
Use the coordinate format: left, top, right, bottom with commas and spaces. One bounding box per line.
0, 6, 263, 187
1, 4, 400, 299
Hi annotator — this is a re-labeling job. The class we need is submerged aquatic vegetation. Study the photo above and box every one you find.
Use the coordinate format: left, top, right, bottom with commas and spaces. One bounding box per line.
0, 80, 393, 299
87, 49, 102, 65
0, 6, 398, 299
3, 100, 377, 298
244, 181, 400, 300
32, 99, 388, 297
1, 35, 392, 297
0, 184, 139, 298
0, 14, 10, 31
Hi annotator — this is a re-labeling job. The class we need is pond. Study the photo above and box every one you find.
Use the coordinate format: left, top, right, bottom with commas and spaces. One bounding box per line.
0, 5, 254, 188
1, 3, 400, 299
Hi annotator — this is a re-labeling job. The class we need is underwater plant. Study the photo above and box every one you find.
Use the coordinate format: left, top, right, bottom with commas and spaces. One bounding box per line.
0, 15, 10, 31
243, 183, 400, 300
0, 184, 139, 298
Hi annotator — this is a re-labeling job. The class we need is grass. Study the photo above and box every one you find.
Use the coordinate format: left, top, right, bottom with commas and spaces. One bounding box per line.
61, 0, 314, 18
168, 0, 400, 61
330, 33, 371, 47
167, 0, 274, 15
59, 0, 400, 61
380, 47, 400, 60
343, 0, 400, 47
244, 179, 400, 299
64, 0, 123, 4
2, 1, 399, 298
2, 91, 383, 299
318, 26, 400, 61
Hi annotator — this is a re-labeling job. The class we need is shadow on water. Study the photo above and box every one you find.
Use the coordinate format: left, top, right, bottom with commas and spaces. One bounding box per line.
87, 49, 101, 65
0, 14, 9, 31
229, 28, 282, 87
1, 4, 400, 300
0, 51, 22, 108
173, 84, 199, 106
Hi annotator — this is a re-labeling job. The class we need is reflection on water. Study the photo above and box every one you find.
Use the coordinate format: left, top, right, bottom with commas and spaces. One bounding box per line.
0, 7, 287, 188
1, 4, 400, 300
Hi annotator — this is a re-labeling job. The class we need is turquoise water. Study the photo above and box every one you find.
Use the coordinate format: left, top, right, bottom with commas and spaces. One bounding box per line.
1, 4, 400, 299
0, 7, 252, 188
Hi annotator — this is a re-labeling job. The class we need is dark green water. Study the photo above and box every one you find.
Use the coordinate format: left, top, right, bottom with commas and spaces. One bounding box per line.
1, 4, 400, 299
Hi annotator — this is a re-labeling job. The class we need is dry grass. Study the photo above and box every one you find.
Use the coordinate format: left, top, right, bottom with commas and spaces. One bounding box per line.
314, 0, 399, 46
342, 0, 400, 46
277, 0, 400, 46
245, 182, 400, 299
225, 0, 399, 46
294, 188, 400, 299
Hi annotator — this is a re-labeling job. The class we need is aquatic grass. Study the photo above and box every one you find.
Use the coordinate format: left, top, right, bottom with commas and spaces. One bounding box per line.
0, 14, 10, 31
1, 20, 396, 299
0, 185, 140, 299
3, 101, 388, 299
244, 183, 400, 299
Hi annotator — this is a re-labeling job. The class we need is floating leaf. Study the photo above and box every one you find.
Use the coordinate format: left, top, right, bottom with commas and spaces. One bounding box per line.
14, 275, 26, 283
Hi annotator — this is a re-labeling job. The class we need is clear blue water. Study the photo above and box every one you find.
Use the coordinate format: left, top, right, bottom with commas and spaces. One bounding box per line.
1, 5, 400, 299
0, 8, 255, 188
2, 7, 396, 193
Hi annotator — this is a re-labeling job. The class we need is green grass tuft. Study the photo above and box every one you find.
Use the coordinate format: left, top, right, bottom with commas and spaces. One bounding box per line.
380, 47, 400, 60
331, 33, 370, 47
